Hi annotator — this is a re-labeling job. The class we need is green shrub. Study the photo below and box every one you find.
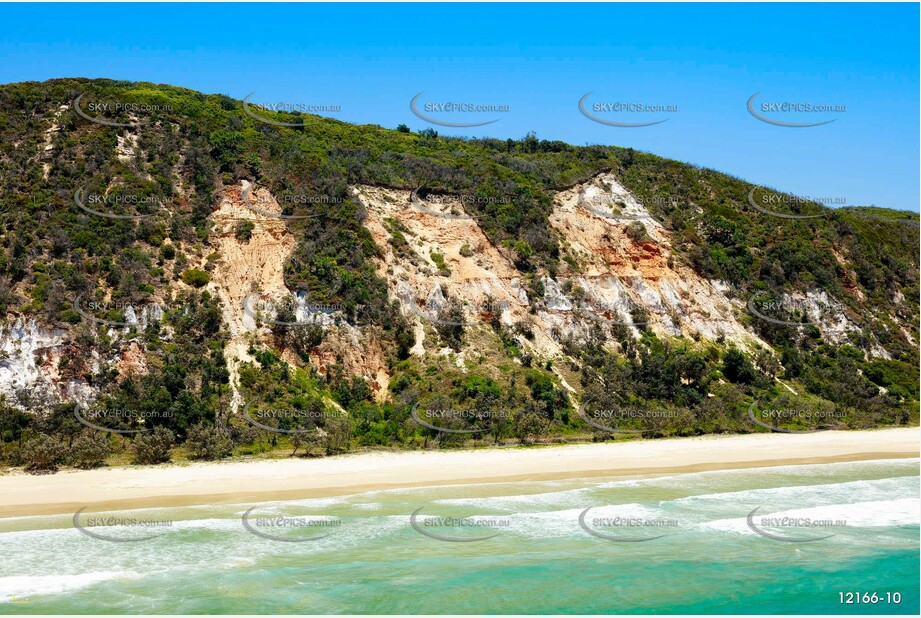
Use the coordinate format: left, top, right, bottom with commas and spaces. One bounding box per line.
235, 221, 255, 242
722, 348, 759, 385
184, 424, 233, 460
132, 427, 175, 464
430, 251, 451, 277
435, 302, 465, 351
286, 323, 324, 360
71, 432, 111, 469
22, 434, 67, 474
625, 221, 651, 243
181, 269, 211, 287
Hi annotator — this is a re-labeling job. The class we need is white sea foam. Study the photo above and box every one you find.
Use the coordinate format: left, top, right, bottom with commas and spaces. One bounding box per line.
507, 503, 671, 538
351, 502, 383, 511
1, 459, 917, 605
0, 571, 142, 603
671, 476, 917, 512
592, 458, 919, 490
433, 486, 592, 510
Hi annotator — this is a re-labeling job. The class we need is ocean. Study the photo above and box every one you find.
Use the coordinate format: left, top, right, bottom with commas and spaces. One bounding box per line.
1, 458, 918, 614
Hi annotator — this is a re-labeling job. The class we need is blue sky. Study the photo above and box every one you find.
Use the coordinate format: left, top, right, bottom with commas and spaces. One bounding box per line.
1, 2, 917, 211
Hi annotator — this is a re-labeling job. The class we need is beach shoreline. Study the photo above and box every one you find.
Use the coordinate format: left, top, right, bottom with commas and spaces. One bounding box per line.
1, 428, 917, 518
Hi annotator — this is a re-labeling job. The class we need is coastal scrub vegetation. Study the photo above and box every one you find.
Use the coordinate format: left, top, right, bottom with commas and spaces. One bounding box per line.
0, 79, 917, 472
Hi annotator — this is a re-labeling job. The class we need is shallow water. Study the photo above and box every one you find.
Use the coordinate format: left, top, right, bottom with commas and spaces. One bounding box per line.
1, 458, 918, 614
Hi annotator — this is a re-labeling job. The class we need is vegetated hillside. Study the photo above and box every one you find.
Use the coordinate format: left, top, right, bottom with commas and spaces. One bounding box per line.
0, 78, 917, 471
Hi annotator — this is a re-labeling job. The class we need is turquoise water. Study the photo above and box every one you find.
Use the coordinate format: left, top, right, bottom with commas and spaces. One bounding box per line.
1, 458, 918, 614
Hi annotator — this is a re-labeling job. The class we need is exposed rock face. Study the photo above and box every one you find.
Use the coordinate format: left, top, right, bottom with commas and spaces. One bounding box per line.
548, 173, 765, 348
207, 181, 298, 411
351, 184, 564, 359
2, 180, 394, 414
39, 104, 68, 180
116, 340, 149, 381
0, 319, 94, 408
207, 182, 390, 409
116, 131, 140, 163
0, 171, 903, 415
776, 290, 890, 360
351, 173, 769, 370
310, 325, 391, 401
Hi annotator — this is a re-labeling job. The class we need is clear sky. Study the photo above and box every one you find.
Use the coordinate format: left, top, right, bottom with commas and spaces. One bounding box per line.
1, 2, 917, 212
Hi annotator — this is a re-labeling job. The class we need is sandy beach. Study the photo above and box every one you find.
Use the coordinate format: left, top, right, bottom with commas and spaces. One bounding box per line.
1, 428, 917, 517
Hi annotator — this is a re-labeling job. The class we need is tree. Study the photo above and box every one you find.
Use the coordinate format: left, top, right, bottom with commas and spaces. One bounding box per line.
208, 130, 245, 172
396, 124, 410, 133
132, 427, 175, 465
322, 414, 351, 455
184, 424, 233, 460
286, 323, 324, 360
435, 302, 465, 351
71, 432, 111, 469
334, 376, 372, 409
521, 131, 539, 153
22, 434, 67, 474
513, 408, 547, 445
0, 402, 30, 446
722, 348, 759, 385
290, 429, 323, 457
622, 147, 636, 168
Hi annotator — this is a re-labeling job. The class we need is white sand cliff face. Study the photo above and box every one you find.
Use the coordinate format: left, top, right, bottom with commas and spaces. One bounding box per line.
352, 185, 561, 358
549, 173, 766, 349
208, 181, 298, 411
0, 170, 904, 414
351, 173, 771, 373
0, 320, 94, 407
207, 182, 390, 410
38, 104, 68, 180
